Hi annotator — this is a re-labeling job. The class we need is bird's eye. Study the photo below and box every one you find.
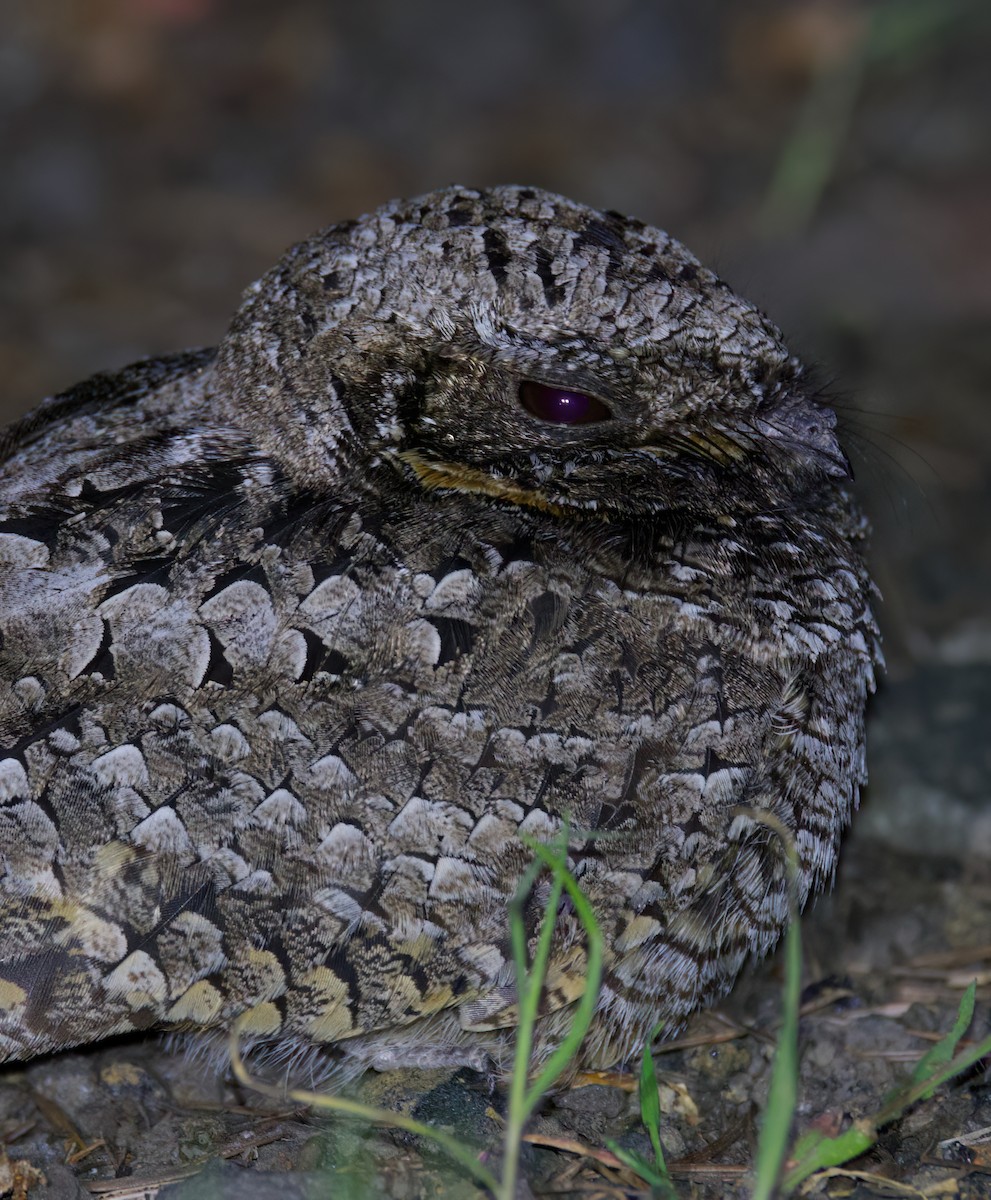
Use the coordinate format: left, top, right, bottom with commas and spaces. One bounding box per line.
519, 381, 612, 425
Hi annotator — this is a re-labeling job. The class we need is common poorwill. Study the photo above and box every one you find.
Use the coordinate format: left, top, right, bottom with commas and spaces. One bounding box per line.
0, 186, 879, 1077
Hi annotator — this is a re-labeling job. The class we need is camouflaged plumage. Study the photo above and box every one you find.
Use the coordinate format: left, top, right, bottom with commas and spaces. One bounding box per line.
0, 186, 879, 1077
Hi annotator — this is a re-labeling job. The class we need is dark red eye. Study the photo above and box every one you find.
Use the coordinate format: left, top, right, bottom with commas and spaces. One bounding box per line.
519, 381, 612, 425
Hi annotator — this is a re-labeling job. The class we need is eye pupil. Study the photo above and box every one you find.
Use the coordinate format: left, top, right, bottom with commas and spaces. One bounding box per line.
519, 381, 611, 425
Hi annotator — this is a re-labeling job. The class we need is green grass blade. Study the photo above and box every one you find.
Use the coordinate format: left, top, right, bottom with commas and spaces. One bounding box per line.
751, 908, 802, 1199
750, 813, 803, 1200
507, 851, 552, 1015
756, 29, 868, 237
782, 983, 991, 1193
500, 829, 604, 1200
598, 1023, 677, 1194
501, 845, 566, 1200
781, 1125, 875, 1193
878, 1024, 991, 1122
909, 981, 975, 1088
638, 1027, 671, 1179
604, 1140, 674, 1192
522, 840, 604, 1110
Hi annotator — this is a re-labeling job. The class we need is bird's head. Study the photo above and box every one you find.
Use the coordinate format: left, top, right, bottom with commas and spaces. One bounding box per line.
215, 186, 850, 527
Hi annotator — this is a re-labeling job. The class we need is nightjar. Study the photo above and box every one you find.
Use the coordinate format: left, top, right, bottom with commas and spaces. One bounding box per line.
0, 186, 879, 1078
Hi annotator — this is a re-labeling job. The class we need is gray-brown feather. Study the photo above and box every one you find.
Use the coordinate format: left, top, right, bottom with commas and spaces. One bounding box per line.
0, 185, 879, 1077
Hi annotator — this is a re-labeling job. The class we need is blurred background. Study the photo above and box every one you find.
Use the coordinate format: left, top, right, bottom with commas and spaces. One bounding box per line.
0, 0, 989, 852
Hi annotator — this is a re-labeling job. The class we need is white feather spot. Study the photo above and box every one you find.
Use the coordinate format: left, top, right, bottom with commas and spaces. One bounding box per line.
209, 723, 250, 763
300, 575, 360, 619
103, 950, 169, 1005
403, 618, 441, 666
0, 759, 29, 802
307, 754, 358, 793
428, 856, 476, 900
253, 788, 307, 830
12, 677, 45, 711
58, 909, 128, 962
0, 533, 49, 567
258, 709, 308, 744
199, 581, 277, 667
92, 745, 149, 790
62, 614, 106, 680
424, 569, 478, 612
129, 807, 193, 857
315, 824, 377, 889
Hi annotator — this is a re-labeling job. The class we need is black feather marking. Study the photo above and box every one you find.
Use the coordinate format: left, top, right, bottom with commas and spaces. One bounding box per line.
297, 628, 327, 682
202, 629, 234, 687
534, 244, 565, 306
200, 562, 269, 602
426, 617, 476, 666
529, 592, 567, 642
75, 619, 116, 680
445, 204, 475, 227
483, 227, 511, 285
0, 506, 74, 549
158, 461, 251, 534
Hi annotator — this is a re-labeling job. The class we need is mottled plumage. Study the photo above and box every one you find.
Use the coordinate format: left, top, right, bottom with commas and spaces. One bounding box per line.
0, 186, 879, 1078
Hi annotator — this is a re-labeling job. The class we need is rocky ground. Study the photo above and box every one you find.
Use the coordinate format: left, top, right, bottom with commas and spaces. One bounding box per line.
1, 2, 989, 1196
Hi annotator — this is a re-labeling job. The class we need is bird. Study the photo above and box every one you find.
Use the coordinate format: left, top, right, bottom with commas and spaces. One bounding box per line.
0, 185, 879, 1081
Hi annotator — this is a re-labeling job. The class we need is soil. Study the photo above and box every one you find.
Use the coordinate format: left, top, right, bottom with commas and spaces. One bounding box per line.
1, 2, 989, 1196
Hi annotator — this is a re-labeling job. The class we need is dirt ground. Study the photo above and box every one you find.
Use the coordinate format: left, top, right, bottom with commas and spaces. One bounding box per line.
1, 2, 989, 1196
